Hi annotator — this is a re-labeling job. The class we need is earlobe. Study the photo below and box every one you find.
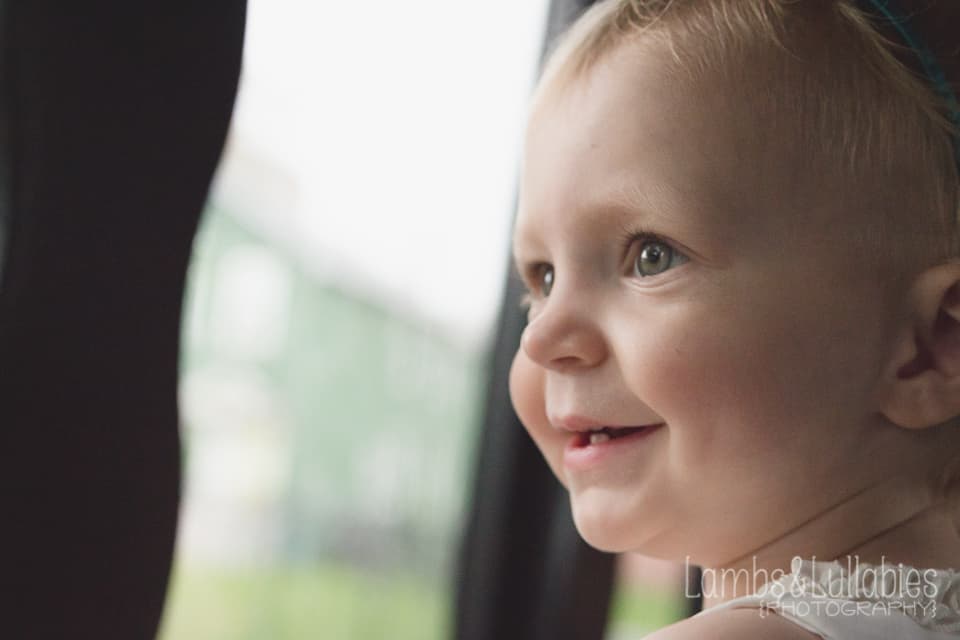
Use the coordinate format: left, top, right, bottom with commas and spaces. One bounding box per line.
880, 262, 960, 430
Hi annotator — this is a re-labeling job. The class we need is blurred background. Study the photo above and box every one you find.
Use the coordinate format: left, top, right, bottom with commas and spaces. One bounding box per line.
157, 1, 687, 637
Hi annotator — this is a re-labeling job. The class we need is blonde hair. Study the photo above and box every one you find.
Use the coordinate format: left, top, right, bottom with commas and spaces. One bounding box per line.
530, 0, 960, 285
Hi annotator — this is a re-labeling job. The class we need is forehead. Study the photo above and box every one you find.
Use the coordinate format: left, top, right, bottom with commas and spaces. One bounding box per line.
513, 43, 761, 257
513, 36, 868, 271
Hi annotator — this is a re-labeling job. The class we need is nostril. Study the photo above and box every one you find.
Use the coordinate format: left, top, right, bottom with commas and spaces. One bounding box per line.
550, 354, 584, 372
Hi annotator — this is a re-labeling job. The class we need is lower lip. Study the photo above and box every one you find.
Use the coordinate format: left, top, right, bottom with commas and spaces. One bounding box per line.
562, 424, 663, 472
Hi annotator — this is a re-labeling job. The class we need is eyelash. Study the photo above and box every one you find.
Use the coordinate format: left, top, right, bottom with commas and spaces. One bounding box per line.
517, 277, 540, 310
516, 224, 679, 311
518, 291, 534, 311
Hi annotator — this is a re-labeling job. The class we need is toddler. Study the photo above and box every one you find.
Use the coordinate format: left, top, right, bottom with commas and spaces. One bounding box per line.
508, 0, 960, 638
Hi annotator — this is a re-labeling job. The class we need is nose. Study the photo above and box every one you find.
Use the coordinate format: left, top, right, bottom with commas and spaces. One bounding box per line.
519, 285, 607, 372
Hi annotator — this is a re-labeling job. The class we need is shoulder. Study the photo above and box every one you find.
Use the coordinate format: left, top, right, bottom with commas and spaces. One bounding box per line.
642, 606, 823, 640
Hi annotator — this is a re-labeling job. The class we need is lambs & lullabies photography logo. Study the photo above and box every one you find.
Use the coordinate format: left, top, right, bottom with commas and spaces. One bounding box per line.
683, 555, 944, 619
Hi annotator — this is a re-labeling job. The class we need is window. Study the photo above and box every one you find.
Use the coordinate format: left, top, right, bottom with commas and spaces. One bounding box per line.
159, 1, 550, 637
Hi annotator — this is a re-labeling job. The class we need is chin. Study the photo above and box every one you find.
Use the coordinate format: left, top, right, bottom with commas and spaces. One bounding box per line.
568, 488, 642, 553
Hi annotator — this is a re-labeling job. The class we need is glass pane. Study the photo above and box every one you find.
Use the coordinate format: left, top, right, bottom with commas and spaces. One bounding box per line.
606, 553, 687, 639
159, 1, 550, 637
162, 209, 485, 638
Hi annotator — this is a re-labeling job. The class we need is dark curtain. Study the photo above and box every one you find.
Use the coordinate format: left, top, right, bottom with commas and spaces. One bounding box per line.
1, 3, 245, 637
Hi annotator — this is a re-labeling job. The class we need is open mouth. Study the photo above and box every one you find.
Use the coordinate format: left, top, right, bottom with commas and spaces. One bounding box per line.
563, 423, 663, 471
573, 425, 652, 447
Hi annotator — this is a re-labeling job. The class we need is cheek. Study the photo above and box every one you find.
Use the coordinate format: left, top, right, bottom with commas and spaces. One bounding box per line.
508, 347, 541, 426
509, 347, 568, 483
623, 304, 824, 462
625, 294, 875, 478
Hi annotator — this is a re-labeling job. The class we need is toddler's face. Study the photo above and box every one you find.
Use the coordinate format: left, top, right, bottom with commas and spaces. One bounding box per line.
508, 42, 901, 564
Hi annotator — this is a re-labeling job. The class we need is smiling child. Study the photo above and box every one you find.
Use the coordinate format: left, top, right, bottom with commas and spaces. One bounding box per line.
508, 1, 960, 638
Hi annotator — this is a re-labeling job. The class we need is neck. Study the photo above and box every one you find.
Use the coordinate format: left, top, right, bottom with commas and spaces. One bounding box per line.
699, 468, 960, 609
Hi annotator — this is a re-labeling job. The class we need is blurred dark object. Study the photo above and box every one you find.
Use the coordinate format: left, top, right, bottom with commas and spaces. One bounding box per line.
1, 2, 245, 638
863, 0, 960, 93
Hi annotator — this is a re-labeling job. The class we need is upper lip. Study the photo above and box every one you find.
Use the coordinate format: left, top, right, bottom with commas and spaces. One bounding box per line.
550, 414, 659, 432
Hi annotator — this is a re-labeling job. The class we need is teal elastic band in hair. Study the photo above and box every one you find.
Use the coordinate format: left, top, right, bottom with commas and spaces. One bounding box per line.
860, 0, 960, 168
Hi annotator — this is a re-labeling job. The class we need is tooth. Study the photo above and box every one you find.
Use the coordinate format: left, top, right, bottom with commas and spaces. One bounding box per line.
589, 431, 610, 445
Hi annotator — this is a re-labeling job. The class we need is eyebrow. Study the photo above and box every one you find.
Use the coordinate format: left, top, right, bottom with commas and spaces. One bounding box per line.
510, 188, 667, 279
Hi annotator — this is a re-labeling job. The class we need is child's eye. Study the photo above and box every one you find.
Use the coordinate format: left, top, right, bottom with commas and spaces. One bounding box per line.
539, 265, 554, 295
516, 233, 686, 313
632, 236, 689, 278
517, 264, 553, 311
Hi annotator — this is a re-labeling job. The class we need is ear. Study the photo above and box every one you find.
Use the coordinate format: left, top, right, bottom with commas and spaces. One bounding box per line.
880, 261, 960, 429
